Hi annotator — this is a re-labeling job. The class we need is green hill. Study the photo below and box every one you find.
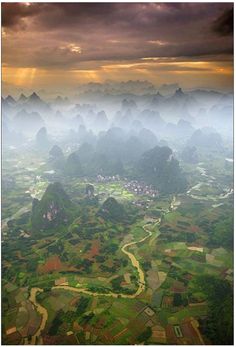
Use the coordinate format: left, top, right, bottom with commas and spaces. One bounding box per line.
31, 182, 73, 233
98, 197, 126, 222
137, 145, 187, 194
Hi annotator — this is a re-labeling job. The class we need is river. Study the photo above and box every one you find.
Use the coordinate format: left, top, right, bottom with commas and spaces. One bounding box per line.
27, 288, 48, 345
27, 196, 175, 343
2, 205, 31, 231
187, 165, 233, 202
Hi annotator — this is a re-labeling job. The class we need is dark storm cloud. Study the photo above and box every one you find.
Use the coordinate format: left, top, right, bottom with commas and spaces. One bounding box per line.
2, 3, 232, 35
2, 2, 233, 92
2, 3, 43, 28
212, 7, 233, 36
2, 2, 233, 66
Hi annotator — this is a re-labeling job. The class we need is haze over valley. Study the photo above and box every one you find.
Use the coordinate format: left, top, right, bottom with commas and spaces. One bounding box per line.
2, 2, 233, 345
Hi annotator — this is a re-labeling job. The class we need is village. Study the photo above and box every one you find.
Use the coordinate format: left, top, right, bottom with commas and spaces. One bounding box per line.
123, 179, 159, 198
96, 175, 159, 198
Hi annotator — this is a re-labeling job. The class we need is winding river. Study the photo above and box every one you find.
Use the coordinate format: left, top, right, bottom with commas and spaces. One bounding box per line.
5, 156, 232, 343
28, 202, 170, 343
187, 165, 233, 202
15, 177, 234, 344
27, 288, 48, 345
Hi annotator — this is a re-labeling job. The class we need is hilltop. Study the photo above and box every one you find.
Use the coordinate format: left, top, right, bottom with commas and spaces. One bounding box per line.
98, 197, 126, 222
31, 182, 73, 233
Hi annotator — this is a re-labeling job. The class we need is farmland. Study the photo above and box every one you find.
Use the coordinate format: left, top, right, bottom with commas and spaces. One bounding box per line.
2, 145, 233, 345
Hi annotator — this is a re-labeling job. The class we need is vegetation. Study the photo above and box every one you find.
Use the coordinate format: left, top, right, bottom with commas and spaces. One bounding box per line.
98, 197, 126, 222
137, 146, 187, 194
192, 275, 233, 345
31, 182, 74, 233
2, 118, 233, 345
137, 327, 152, 342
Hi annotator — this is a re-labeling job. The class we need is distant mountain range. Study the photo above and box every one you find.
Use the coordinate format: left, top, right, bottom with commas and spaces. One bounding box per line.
3, 92, 51, 113
2, 84, 233, 144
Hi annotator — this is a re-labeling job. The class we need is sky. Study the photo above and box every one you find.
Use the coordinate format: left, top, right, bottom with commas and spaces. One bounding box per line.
2, 2, 234, 95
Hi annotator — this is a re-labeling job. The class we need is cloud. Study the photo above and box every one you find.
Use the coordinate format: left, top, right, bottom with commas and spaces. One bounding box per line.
212, 8, 233, 36
2, 3, 233, 60
2, 3, 43, 28
1, 3, 233, 92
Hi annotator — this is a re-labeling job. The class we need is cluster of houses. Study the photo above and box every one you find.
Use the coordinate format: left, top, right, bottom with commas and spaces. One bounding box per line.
96, 175, 159, 199
124, 180, 159, 197
96, 174, 121, 182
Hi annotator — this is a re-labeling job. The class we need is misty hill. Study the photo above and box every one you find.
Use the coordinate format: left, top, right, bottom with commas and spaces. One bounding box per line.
187, 129, 223, 151
14, 110, 45, 134
122, 98, 137, 110
208, 104, 233, 134
77, 80, 156, 95
36, 127, 50, 150
15, 92, 51, 113
63, 126, 189, 178
96, 127, 125, 157
164, 88, 199, 119
188, 89, 223, 106
31, 182, 73, 233
29, 92, 42, 103
137, 146, 187, 194
94, 110, 108, 130
49, 145, 65, 169
2, 83, 233, 153
98, 197, 126, 222
53, 95, 69, 106
138, 109, 165, 130
71, 114, 84, 128
65, 152, 83, 176
18, 93, 28, 103
159, 83, 180, 96
164, 119, 194, 140
181, 146, 199, 164
49, 145, 64, 158
5, 95, 16, 105
151, 92, 165, 107
139, 128, 158, 148
66, 143, 124, 177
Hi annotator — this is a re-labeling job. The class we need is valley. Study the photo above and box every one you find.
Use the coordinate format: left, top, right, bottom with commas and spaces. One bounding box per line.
2, 144, 233, 345
2, 3, 234, 345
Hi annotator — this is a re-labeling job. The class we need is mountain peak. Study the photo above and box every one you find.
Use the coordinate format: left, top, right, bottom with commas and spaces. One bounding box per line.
55, 95, 63, 102
151, 92, 164, 104
31, 182, 72, 232
174, 88, 185, 97
18, 93, 27, 102
5, 95, 16, 104
29, 92, 41, 102
98, 197, 126, 222
49, 145, 64, 158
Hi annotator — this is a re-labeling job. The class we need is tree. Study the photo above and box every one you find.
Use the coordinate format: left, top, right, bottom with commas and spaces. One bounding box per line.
191, 275, 233, 345
173, 293, 183, 306
111, 276, 123, 291
137, 327, 152, 342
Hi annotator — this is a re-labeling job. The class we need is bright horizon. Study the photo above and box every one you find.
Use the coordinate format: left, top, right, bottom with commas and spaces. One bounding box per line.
2, 2, 233, 95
